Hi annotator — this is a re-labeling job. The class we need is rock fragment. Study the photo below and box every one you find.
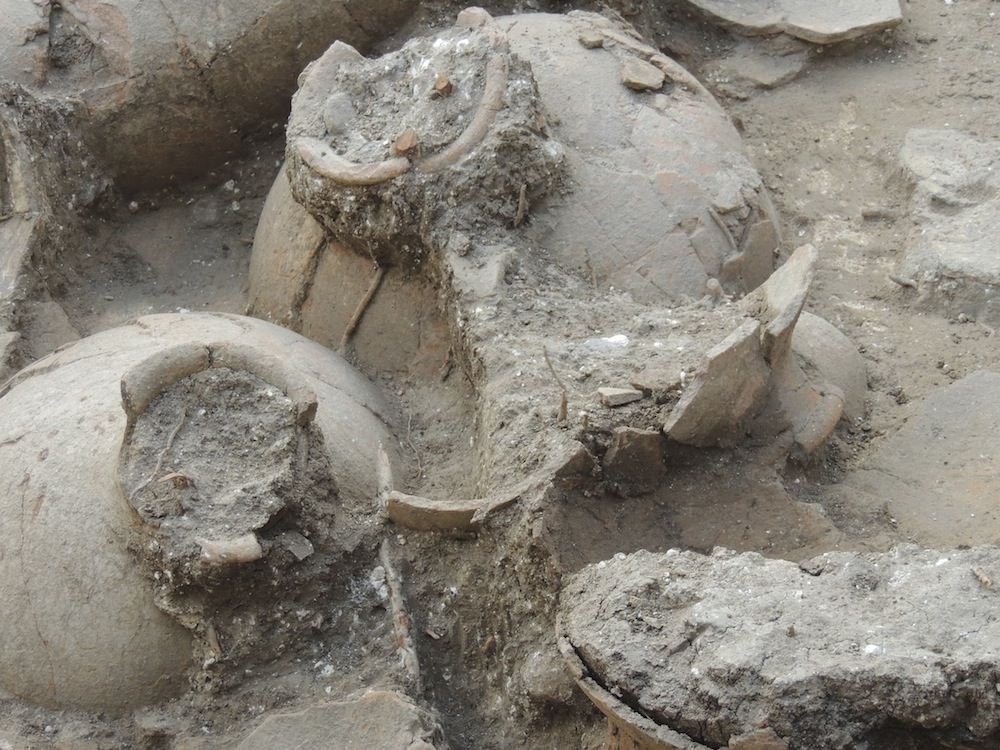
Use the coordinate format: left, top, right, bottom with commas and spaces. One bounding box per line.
621, 57, 666, 91
394, 128, 420, 157
276, 531, 315, 561
456, 7, 493, 28
432, 74, 454, 98
629, 365, 683, 403
520, 647, 578, 707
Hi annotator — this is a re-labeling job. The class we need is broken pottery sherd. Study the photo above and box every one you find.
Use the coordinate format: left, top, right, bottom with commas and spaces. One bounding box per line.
386, 491, 484, 532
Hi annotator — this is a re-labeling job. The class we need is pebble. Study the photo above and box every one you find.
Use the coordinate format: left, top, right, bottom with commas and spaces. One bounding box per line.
621, 57, 665, 92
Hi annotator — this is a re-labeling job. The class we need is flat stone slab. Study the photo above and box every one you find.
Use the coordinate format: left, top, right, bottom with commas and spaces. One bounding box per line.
236, 691, 440, 749
621, 57, 665, 91
830, 371, 1000, 547
561, 546, 1000, 749
897, 129, 1000, 325
682, 0, 903, 44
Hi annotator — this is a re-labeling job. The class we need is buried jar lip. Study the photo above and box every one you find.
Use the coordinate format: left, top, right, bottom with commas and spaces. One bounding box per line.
116, 340, 322, 569
118, 340, 318, 427
554, 619, 714, 750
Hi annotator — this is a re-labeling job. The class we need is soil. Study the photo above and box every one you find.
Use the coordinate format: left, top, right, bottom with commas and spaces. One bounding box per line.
54, 141, 284, 338
2, 1, 1000, 748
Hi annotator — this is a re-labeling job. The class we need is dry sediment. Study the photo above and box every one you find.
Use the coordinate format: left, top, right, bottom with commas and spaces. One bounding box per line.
0, 2, 999, 749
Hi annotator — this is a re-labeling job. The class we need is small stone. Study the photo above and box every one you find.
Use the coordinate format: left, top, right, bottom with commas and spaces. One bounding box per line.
579, 31, 604, 49
705, 277, 724, 299
621, 57, 665, 92
598, 387, 643, 407
432, 74, 454, 98
456, 7, 493, 28
393, 128, 419, 157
